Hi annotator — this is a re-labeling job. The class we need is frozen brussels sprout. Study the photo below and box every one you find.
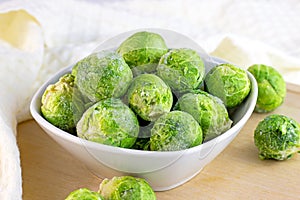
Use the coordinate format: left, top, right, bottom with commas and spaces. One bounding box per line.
117, 31, 168, 75
175, 90, 232, 141
41, 73, 85, 134
77, 98, 139, 148
99, 176, 156, 200
74, 51, 133, 102
150, 111, 203, 151
127, 74, 173, 121
65, 188, 104, 200
254, 114, 300, 160
157, 48, 205, 93
205, 63, 251, 108
248, 64, 286, 113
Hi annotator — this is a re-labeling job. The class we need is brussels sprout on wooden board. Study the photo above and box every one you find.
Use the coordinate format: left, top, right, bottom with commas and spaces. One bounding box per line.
99, 176, 156, 200
64, 176, 156, 200
65, 188, 104, 200
248, 64, 286, 113
254, 114, 300, 160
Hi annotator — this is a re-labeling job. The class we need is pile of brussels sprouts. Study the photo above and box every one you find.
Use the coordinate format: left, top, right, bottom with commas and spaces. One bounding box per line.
247, 64, 300, 161
40, 30, 300, 160
65, 176, 156, 200
41, 31, 254, 151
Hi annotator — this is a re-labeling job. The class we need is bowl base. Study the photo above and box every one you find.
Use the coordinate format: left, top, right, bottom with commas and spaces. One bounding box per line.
152, 167, 203, 191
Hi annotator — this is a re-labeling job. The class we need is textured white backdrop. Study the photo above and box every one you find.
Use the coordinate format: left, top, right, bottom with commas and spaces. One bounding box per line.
0, 0, 300, 199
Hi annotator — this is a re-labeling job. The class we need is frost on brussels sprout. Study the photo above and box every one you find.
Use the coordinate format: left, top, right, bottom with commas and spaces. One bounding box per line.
248, 64, 286, 113
99, 176, 156, 200
65, 188, 104, 200
254, 114, 300, 160
150, 111, 202, 151
127, 74, 173, 121
157, 48, 205, 93
77, 98, 139, 148
117, 31, 168, 76
74, 51, 133, 102
41, 73, 86, 134
175, 90, 232, 141
204, 63, 251, 108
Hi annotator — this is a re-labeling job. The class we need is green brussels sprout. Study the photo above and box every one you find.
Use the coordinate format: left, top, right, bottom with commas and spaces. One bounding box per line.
205, 63, 251, 108
254, 114, 300, 160
150, 111, 203, 151
157, 48, 205, 93
127, 74, 173, 121
248, 64, 286, 113
117, 31, 168, 75
65, 188, 104, 200
41, 73, 86, 134
175, 90, 232, 141
75, 51, 133, 102
77, 98, 139, 148
98, 176, 156, 200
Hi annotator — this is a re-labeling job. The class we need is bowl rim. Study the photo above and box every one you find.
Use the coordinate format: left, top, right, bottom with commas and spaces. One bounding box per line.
30, 55, 258, 157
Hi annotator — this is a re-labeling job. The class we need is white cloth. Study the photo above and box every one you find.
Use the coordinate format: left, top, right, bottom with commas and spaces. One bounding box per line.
0, 0, 299, 199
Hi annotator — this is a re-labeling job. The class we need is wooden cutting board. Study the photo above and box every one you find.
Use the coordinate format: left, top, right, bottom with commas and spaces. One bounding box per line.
17, 83, 300, 200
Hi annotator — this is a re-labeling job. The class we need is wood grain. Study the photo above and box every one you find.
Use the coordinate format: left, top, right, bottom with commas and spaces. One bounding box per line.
17, 83, 300, 200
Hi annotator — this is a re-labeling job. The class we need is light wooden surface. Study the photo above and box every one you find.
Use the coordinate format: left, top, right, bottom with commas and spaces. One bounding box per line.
17, 83, 300, 200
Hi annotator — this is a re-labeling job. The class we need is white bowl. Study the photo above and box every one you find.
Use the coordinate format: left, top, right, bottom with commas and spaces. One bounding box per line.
30, 29, 258, 191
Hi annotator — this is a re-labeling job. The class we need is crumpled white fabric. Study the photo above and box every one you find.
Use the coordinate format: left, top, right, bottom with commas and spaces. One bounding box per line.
0, 0, 299, 199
